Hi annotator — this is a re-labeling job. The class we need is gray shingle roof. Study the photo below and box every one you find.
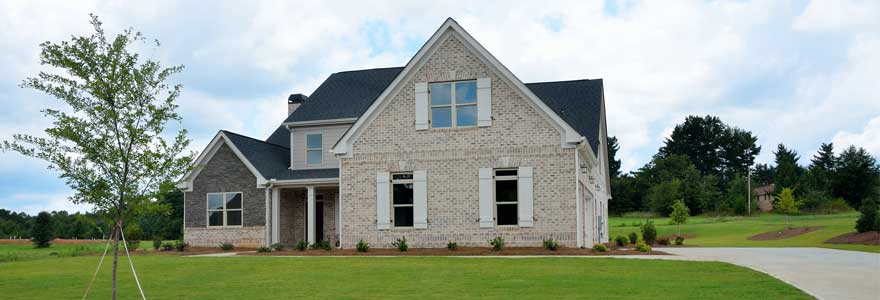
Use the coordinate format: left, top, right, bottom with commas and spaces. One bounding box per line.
223, 130, 338, 181
525, 79, 604, 154
283, 67, 404, 123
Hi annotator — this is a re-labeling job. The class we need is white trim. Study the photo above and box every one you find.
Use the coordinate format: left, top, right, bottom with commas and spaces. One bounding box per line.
271, 187, 280, 244
429, 80, 477, 129
283, 118, 357, 127
206, 192, 244, 228
337, 159, 343, 248
264, 186, 271, 246
271, 178, 339, 186
332, 18, 581, 156
177, 131, 268, 191
575, 151, 583, 248
307, 186, 316, 244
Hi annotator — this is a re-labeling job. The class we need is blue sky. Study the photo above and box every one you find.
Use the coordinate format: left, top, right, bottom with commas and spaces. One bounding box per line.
1, 0, 878, 214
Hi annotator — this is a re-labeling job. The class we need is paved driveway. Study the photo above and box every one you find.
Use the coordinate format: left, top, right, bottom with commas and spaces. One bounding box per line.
627, 247, 880, 300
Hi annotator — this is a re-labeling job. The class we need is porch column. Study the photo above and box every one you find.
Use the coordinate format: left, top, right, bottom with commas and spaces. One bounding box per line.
272, 187, 280, 244
264, 188, 271, 246
307, 186, 316, 244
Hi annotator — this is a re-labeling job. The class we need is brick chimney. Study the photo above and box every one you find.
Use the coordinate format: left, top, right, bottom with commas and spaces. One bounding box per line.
288, 94, 308, 115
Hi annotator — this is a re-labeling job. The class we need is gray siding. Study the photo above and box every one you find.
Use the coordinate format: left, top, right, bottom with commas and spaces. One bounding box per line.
185, 143, 266, 228
290, 123, 351, 169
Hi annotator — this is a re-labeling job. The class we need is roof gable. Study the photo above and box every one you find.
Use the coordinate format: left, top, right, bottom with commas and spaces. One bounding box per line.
526, 79, 604, 154
284, 67, 403, 123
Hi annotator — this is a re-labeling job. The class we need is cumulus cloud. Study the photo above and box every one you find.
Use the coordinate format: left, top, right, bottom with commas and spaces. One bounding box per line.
832, 115, 880, 157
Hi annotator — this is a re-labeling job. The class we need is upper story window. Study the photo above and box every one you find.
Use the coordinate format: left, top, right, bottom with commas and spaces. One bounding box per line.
430, 80, 477, 128
207, 192, 243, 227
391, 173, 414, 227
494, 169, 518, 226
306, 133, 322, 165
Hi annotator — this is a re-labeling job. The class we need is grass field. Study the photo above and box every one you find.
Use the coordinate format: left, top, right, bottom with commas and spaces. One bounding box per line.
609, 212, 879, 253
0, 253, 812, 299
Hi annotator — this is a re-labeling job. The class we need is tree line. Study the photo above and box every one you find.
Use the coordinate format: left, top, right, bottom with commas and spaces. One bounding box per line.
1, 190, 184, 242
608, 115, 880, 225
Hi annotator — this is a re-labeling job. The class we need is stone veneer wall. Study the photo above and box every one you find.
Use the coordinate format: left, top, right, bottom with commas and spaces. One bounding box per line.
340, 33, 577, 248
184, 143, 267, 247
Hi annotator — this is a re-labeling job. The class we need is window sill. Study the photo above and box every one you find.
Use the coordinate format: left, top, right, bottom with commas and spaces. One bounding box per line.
206, 225, 244, 229
428, 126, 480, 132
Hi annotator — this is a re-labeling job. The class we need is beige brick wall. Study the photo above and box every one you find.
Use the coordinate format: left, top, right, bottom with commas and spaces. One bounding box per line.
184, 227, 265, 248
341, 33, 577, 248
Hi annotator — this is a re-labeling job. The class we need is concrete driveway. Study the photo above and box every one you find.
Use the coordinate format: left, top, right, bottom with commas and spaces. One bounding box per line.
627, 247, 880, 300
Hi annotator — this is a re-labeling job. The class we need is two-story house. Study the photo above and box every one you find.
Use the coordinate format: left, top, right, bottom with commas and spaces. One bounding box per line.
177, 18, 611, 249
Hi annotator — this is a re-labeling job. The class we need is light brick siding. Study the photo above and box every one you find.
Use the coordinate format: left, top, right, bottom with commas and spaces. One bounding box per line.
341, 34, 577, 248
184, 143, 266, 247
279, 187, 338, 245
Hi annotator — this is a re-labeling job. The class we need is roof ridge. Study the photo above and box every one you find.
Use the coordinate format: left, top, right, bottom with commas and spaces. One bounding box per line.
525, 78, 603, 85
221, 130, 290, 150
333, 66, 404, 75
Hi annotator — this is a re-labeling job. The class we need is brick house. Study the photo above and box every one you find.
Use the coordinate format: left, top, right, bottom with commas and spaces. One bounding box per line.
177, 18, 611, 249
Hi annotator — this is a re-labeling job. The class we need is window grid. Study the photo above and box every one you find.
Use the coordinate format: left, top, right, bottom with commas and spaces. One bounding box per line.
305, 133, 323, 165
391, 172, 414, 228
207, 192, 243, 227
494, 169, 518, 226
430, 80, 477, 128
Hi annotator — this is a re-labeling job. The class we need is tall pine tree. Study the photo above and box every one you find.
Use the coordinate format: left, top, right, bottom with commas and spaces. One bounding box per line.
833, 146, 880, 209
773, 144, 804, 194
807, 143, 836, 195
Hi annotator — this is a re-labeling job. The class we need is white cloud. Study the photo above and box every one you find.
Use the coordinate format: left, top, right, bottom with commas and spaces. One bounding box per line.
1, 191, 93, 215
832, 115, 880, 157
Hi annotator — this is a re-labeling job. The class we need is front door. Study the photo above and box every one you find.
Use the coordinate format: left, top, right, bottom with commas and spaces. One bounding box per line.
315, 201, 324, 242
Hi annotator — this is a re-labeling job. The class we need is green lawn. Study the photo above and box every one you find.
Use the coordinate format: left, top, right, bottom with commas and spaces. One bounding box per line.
610, 212, 879, 253
0, 243, 107, 263
0, 254, 812, 299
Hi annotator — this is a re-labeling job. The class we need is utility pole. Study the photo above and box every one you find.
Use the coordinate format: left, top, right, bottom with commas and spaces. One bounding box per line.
747, 167, 752, 216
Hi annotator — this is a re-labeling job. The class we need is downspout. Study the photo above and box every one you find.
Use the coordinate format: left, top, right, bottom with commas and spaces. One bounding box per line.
337, 158, 343, 249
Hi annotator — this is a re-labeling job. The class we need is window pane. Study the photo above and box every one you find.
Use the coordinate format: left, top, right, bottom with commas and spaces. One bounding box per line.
393, 183, 413, 205
208, 194, 224, 210
226, 210, 242, 226
306, 134, 322, 149
456, 105, 477, 127
394, 207, 413, 227
208, 211, 223, 226
392, 173, 413, 181
497, 204, 518, 225
496, 180, 518, 203
455, 81, 477, 104
430, 83, 452, 105
495, 169, 518, 177
431, 107, 452, 128
307, 150, 322, 165
226, 193, 242, 209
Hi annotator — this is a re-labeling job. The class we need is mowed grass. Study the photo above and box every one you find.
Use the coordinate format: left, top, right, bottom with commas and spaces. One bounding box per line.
610, 212, 879, 253
0, 243, 107, 263
0, 254, 812, 300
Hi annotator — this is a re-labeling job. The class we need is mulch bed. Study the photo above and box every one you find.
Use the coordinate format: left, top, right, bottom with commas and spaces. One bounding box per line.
240, 246, 668, 256
824, 231, 880, 245
747, 226, 824, 241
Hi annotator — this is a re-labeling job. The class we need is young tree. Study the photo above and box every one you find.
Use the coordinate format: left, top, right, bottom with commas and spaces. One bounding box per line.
669, 199, 690, 237
2, 15, 192, 299
31, 212, 54, 248
775, 188, 802, 227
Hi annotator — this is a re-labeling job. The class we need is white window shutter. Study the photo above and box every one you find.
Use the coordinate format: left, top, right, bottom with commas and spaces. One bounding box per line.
415, 82, 429, 130
413, 170, 428, 229
518, 167, 534, 227
376, 172, 391, 230
479, 168, 494, 228
477, 77, 492, 127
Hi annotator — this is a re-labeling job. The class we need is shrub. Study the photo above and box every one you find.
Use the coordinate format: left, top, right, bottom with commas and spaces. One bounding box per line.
294, 240, 308, 251
310, 240, 331, 251
675, 236, 685, 246
614, 235, 628, 247
161, 242, 174, 251
488, 236, 505, 251
392, 237, 409, 252
219, 243, 234, 251
542, 238, 559, 251
31, 212, 53, 248
628, 232, 638, 244
641, 220, 657, 245
356, 240, 369, 252
256, 246, 271, 253
126, 240, 140, 251
856, 198, 880, 233
152, 237, 162, 250
656, 236, 670, 246
592, 244, 607, 252
271, 243, 285, 251
174, 240, 189, 252
635, 242, 651, 252
446, 241, 458, 251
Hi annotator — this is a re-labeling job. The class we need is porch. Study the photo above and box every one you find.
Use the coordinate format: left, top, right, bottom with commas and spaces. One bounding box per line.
267, 185, 339, 247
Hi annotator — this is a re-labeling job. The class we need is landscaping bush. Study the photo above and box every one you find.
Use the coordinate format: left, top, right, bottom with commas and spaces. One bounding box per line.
174, 240, 189, 252
392, 237, 408, 252
294, 240, 308, 251
161, 242, 174, 251
126, 240, 140, 251
256, 246, 271, 253
675, 236, 685, 246
310, 240, 331, 251
356, 240, 369, 252
635, 242, 651, 252
271, 243, 285, 251
542, 238, 559, 251
488, 236, 505, 251
614, 235, 628, 247
656, 236, 670, 246
641, 220, 657, 245
220, 243, 234, 251
592, 244, 607, 252
446, 241, 458, 251
152, 237, 162, 250
856, 198, 880, 233
628, 232, 638, 244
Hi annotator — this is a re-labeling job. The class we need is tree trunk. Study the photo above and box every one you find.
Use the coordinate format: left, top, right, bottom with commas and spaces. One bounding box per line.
111, 219, 121, 300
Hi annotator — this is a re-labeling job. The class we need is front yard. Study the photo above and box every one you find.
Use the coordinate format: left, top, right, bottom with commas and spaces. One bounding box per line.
0, 253, 811, 299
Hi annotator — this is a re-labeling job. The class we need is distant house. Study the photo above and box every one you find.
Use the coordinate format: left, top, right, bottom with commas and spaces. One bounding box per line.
176, 18, 611, 249
753, 184, 776, 212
